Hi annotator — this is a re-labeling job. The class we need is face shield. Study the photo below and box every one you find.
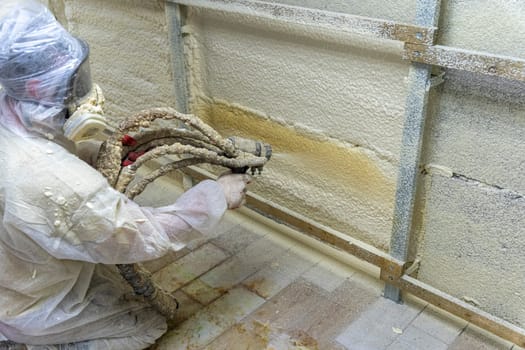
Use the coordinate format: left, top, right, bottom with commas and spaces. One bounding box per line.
64, 40, 93, 111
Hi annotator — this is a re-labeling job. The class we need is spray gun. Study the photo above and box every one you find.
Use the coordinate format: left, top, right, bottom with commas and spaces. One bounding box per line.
227, 136, 272, 175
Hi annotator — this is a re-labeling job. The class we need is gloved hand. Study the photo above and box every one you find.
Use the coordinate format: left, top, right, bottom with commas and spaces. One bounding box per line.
217, 173, 252, 209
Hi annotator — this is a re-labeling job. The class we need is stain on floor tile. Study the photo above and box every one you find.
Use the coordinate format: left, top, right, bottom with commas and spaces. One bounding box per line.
155, 286, 265, 350
152, 243, 228, 292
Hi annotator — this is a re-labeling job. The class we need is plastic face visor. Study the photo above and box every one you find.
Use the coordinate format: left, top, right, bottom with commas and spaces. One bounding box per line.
65, 40, 92, 108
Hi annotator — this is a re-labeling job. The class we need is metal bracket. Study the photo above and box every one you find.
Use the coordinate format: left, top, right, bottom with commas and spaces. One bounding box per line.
404, 258, 421, 276
379, 259, 406, 284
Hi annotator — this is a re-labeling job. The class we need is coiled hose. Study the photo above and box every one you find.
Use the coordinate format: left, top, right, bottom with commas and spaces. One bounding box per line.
96, 107, 269, 321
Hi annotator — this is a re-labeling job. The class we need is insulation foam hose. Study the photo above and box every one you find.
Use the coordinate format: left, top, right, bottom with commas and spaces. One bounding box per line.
96, 107, 270, 321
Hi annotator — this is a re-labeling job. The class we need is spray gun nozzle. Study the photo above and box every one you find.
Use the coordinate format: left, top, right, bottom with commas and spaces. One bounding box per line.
228, 136, 272, 160
227, 136, 272, 174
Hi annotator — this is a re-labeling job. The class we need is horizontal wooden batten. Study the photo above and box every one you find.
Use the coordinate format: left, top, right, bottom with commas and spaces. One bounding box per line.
170, 0, 436, 45
405, 43, 525, 82
392, 275, 525, 347
173, 0, 525, 83
182, 166, 404, 274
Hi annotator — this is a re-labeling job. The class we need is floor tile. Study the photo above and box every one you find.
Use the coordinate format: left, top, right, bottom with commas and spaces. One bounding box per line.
200, 237, 288, 290
411, 305, 466, 345
204, 320, 320, 350
141, 247, 190, 273
448, 325, 514, 350
155, 286, 265, 350
329, 271, 383, 309
336, 297, 424, 350
211, 223, 263, 255
168, 290, 204, 327
306, 277, 381, 348
242, 249, 315, 299
302, 258, 354, 292
386, 324, 449, 350
182, 278, 224, 305
152, 243, 228, 292
248, 279, 329, 332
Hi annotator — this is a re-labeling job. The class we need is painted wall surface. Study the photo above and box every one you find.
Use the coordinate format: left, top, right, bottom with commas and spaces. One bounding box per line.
187, 8, 409, 250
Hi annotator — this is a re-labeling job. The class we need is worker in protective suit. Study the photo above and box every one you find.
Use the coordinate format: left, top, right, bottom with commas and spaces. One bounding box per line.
0, 1, 251, 349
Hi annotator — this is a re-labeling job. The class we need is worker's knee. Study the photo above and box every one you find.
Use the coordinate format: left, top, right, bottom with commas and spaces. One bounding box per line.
22, 307, 167, 350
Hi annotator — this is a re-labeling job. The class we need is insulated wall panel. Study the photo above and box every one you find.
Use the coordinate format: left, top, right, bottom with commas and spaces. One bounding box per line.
187, 8, 410, 249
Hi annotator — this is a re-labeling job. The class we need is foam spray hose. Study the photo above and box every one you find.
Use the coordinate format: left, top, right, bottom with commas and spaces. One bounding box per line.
96, 108, 271, 322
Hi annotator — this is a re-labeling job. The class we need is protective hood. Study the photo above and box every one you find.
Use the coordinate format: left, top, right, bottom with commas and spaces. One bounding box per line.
0, 0, 92, 135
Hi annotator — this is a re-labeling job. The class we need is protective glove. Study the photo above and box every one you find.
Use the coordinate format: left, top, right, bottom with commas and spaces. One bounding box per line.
217, 173, 252, 209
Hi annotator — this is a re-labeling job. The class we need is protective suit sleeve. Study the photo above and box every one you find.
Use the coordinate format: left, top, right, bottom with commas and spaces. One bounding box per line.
2, 136, 227, 264
144, 180, 228, 238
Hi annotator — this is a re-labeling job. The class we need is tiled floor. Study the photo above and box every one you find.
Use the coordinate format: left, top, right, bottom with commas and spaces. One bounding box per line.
136, 177, 521, 350
139, 211, 519, 350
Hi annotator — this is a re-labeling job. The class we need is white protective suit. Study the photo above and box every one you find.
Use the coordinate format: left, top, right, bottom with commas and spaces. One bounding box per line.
0, 92, 229, 349
0, 2, 242, 347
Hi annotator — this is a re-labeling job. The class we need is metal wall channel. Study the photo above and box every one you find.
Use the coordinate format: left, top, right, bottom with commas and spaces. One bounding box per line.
165, 0, 525, 345
383, 0, 441, 302
165, 2, 189, 114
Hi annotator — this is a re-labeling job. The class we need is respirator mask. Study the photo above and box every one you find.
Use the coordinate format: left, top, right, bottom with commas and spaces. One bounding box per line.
62, 43, 111, 143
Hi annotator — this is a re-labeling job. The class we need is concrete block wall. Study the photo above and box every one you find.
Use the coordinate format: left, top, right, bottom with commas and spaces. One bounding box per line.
37, 0, 525, 330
